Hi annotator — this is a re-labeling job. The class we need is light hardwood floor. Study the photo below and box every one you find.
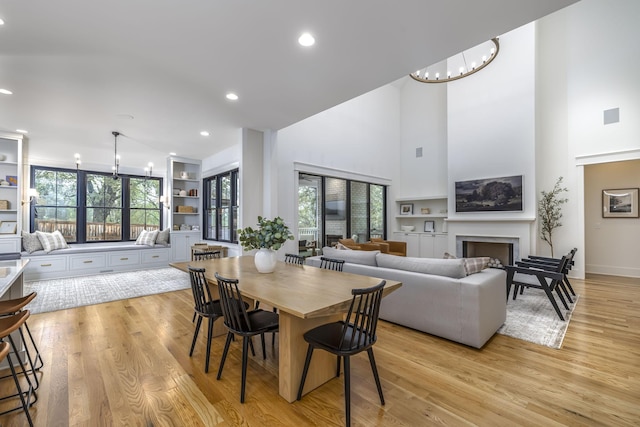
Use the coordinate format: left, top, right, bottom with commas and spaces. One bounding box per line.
0, 273, 638, 426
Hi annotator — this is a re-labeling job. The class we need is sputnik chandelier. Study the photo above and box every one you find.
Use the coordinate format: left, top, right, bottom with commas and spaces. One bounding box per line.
410, 38, 500, 83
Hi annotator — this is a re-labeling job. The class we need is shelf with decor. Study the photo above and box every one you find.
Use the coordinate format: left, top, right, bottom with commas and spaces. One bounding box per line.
0, 133, 24, 253
167, 157, 202, 261
395, 196, 448, 234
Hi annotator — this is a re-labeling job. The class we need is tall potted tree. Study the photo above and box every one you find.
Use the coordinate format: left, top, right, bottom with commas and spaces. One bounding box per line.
238, 216, 294, 273
538, 177, 568, 257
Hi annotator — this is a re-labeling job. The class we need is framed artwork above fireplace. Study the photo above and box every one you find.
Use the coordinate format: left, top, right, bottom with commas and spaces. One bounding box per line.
455, 175, 523, 213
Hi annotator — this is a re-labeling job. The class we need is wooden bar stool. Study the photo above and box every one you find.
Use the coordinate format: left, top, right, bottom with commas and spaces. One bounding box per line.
0, 293, 43, 386
0, 311, 37, 426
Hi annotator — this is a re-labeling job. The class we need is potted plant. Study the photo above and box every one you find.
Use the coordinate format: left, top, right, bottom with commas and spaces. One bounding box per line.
538, 177, 568, 257
238, 216, 294, 273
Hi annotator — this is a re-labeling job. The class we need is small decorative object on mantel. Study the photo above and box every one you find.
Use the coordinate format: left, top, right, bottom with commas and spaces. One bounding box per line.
238, 216, 294, 273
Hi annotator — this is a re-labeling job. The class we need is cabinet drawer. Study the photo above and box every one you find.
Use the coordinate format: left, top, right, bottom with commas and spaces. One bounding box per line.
69, 253, 106, 270
26, 256, 67, 273
141, 250, 169, 265
107, 251, 140, 267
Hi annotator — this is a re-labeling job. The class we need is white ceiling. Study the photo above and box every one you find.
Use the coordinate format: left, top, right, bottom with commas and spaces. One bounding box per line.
0, 0, 578, 170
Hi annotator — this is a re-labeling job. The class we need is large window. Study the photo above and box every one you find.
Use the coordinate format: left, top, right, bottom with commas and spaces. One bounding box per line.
204, 169, 239, 242
298, 173, 386, 248
31, 166, 162, 243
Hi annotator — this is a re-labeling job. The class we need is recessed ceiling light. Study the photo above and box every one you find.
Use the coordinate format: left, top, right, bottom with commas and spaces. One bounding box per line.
226, 93, 238, 101
200, 131, 210, 137
0, 89, 13, 95
298, 32, 315, 47
0, 19, 5, 26
16, 129, 28, 134
169, 152, 177, 156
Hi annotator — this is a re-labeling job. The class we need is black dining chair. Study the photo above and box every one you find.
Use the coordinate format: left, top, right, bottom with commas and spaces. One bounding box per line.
188, 266, 248, 373
215, 273, 279, 403
191, 250, 223, 322
284, 253, 305, 265
297, 280, 386, 427
320, 257, 345, 272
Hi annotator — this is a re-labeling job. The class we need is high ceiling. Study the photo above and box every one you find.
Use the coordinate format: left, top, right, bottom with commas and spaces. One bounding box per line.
0, 0, 578, 170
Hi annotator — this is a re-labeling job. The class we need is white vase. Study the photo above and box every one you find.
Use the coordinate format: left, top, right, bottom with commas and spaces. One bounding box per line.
254, 248, 277, 273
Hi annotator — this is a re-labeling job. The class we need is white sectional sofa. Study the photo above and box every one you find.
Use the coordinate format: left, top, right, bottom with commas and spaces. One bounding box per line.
306, 247, 506, 348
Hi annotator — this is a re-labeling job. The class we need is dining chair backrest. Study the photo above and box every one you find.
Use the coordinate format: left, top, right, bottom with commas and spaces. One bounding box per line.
215, 273, 252, 333
188, 267, 215, 314
284, 253, 305, 265
194, 250, 221, 261
341, 281, 386, 351
320, 257, 345, 272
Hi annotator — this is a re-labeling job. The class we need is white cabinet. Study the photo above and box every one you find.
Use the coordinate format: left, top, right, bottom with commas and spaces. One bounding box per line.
419, 233, 449, 258
167, 157, 202, 234
393, 232, 420, 257
171, 231, 200, 262
0, 134, 23, 253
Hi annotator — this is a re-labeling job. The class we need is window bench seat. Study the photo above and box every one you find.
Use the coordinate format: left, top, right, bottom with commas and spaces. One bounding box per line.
21, 243, 171, 281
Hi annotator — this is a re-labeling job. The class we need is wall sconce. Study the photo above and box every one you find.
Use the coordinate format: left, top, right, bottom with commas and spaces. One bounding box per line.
144, 162, 153, 178
22, 188, 39, 205
74, 153, 81, 170
159, 195, 170, 210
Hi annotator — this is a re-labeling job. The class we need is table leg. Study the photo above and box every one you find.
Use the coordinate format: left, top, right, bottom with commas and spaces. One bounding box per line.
278, 312, 341, 403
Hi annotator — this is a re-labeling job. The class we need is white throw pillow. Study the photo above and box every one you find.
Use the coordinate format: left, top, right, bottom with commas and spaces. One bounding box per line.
35, 230, 70, 253
136, 229, 159, 246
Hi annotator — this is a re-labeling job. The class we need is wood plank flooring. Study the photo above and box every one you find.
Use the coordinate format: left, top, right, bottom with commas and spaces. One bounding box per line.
0, 273, 638, 426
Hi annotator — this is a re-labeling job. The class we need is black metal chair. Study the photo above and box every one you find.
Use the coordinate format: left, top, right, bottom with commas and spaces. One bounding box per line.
215, 273, 279, 403
188, 266, 249, 373
297, 281, 386, 427
193, 250, 222, 261
0, 312, 37, 426
284, 253, 305, 265
505, 256, 571, 320
320, 257, 345, 272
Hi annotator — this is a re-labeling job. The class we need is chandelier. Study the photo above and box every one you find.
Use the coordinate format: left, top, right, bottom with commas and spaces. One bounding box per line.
410, 38, 500, 83
112, 131, 121, 179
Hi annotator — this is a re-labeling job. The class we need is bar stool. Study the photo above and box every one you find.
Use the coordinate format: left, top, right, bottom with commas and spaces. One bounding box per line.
0, 311, 37, 426
0, 293, 43, 385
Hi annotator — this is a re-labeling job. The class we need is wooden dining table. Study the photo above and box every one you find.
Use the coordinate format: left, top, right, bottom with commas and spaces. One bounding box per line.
171, 255, 402, 403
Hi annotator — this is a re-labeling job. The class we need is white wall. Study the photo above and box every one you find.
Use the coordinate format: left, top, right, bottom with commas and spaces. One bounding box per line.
275, 85, 401, 254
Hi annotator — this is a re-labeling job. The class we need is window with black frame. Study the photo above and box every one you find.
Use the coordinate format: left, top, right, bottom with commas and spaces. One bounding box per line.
204, 169, 239, 243
31, 166, 162, 243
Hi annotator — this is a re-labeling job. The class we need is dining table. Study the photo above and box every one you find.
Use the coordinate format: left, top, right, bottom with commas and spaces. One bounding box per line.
170, 255, 402, 403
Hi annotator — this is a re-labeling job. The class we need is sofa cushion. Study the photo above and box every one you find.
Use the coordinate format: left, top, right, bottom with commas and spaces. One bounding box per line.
22, 231, 44, 254
376, 253, 467, 279
443, 252, 490, 275
321, 246, 378, 266
136, 229, 159, 246
36, 230, 70, 253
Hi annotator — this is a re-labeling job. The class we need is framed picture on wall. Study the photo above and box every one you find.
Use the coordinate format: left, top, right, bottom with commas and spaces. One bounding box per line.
602, 188, 639, 218
424, 220, 435, 232
455, 175, 523, 212
399, 203, 413, 215
0, 221, 17, 234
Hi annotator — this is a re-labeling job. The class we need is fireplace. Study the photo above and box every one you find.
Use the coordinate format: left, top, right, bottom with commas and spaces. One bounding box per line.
456, 235, 519, 267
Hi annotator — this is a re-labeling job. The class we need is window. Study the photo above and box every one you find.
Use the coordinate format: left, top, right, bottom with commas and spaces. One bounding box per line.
298, 173, 386, 249
204, 169, 239, 242
31, 166, 162, 243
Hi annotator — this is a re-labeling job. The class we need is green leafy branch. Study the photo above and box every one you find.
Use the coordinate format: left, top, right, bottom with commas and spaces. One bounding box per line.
538, 177, 568, 257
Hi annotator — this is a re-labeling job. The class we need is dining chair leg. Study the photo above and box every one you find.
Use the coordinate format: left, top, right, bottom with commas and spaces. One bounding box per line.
367, 348, 385, 405
22, 323, 44, 371
336, 356, 341, 377
241, 336, 249, 403
260, 333, 267, 360
344, 355, 351, 427
217, 332, 233, 380
191, 311, 197, 323
189, 316, 202, 356
296, 345, 314, 401
205, 316, 214, 373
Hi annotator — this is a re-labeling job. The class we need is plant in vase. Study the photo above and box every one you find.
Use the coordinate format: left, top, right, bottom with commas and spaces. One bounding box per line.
238, 216, 294, 273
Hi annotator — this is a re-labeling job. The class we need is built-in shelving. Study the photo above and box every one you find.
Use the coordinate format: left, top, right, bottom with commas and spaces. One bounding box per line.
0, 133, 24, 253
395, 196, 448, 234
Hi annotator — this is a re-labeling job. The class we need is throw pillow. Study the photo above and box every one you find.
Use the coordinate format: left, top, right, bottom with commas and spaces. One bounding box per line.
336, 242, 352, 250
155, 228, 170, 246
136, 229, 159, 246
22, 231, 44, 253
463, 257, 491, 275
443, 252, 457, 259
35, 230, 70, 253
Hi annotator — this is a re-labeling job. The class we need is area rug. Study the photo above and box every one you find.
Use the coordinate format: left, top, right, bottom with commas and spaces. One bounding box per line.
24, 268, 190, 314
497, 289, 579, 349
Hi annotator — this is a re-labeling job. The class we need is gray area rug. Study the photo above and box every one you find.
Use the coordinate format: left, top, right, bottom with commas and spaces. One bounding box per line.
497, 288, 579, 349
24, 268, 190, 314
